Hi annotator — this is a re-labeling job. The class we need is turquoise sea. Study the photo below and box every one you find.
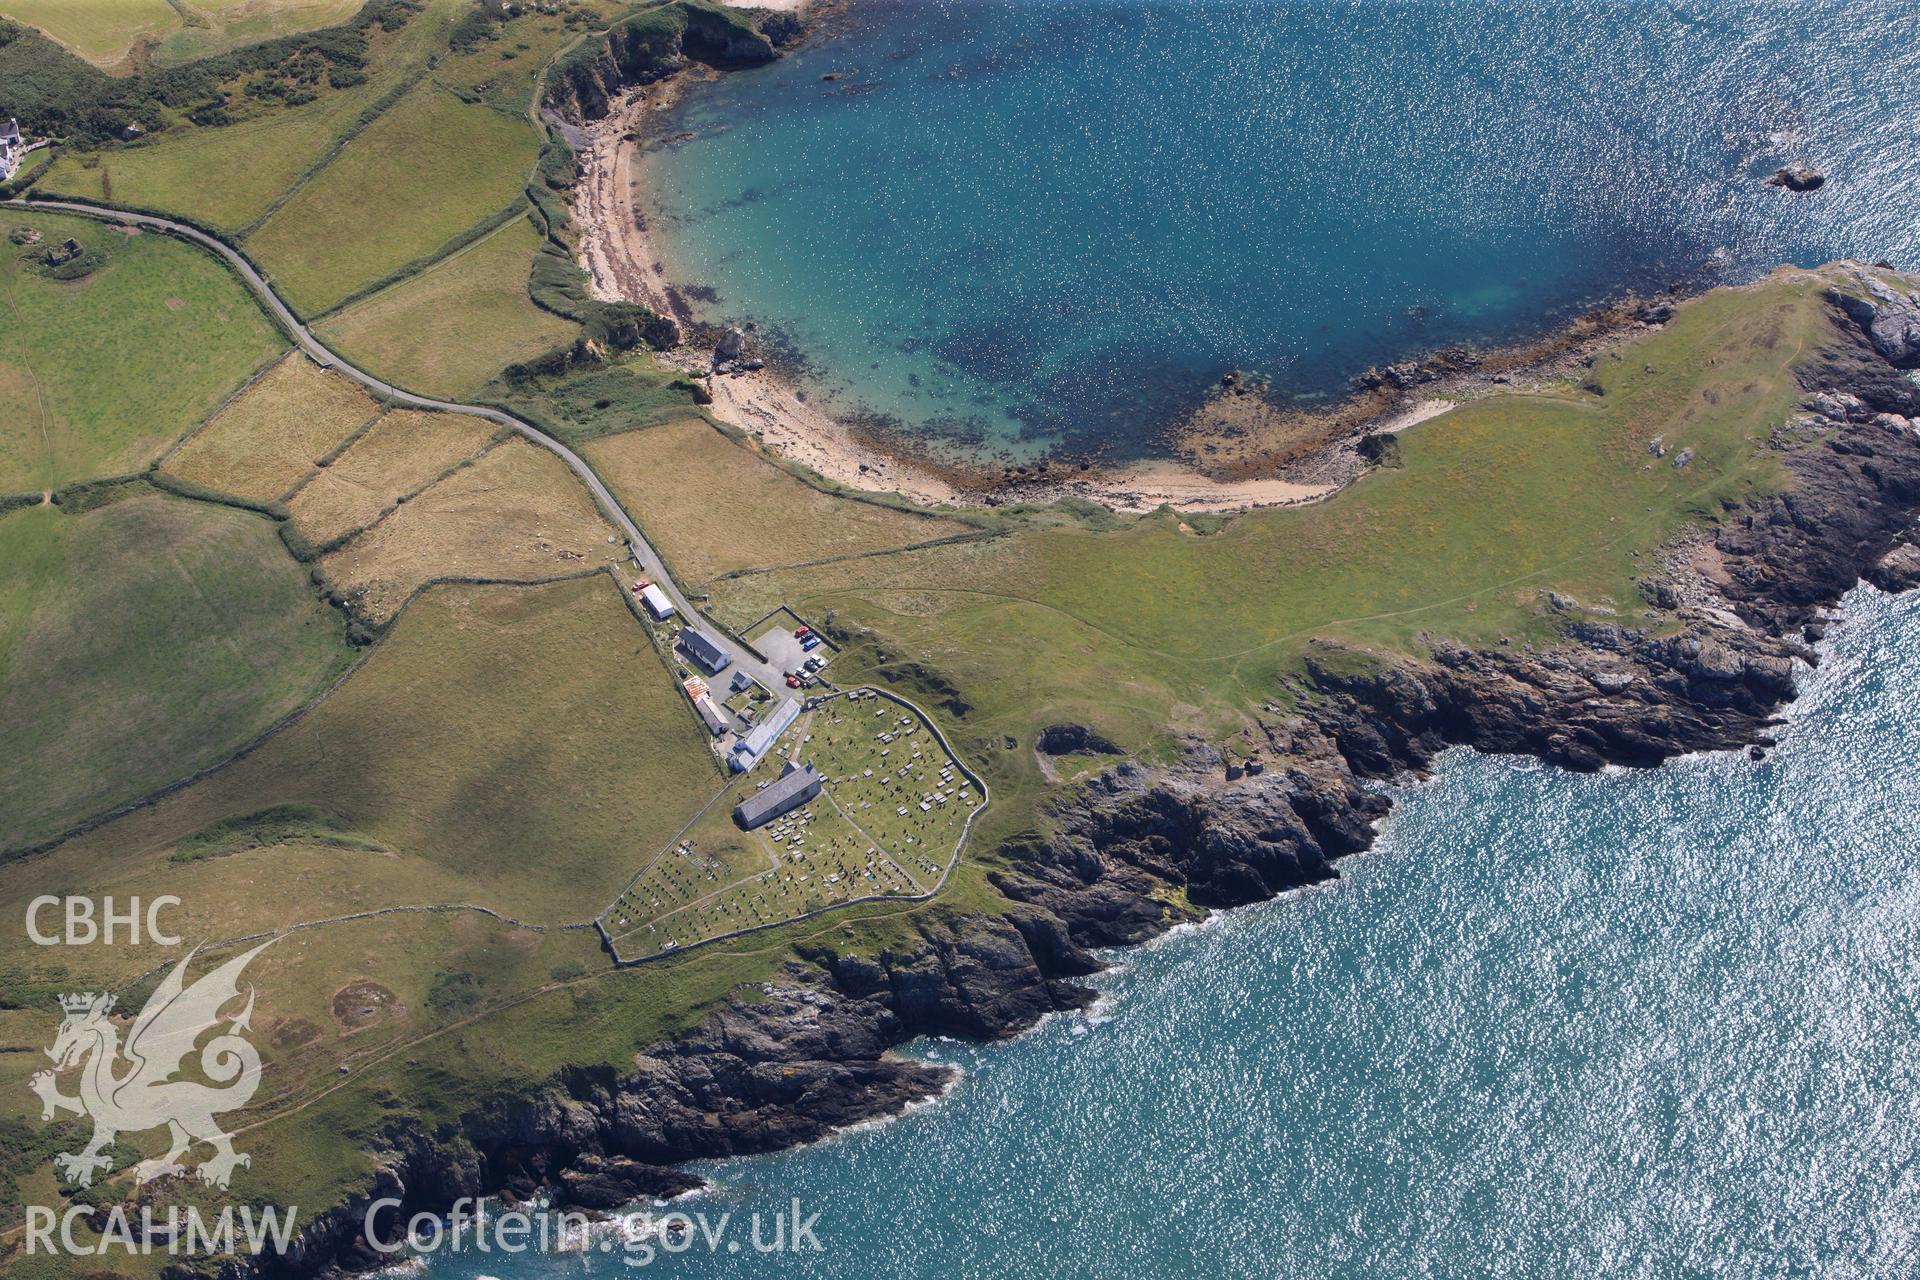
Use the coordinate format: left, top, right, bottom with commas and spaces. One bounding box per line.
404, 6, 1920, 1274
642, 0, 1920, 462
420, 589, 1920, 1274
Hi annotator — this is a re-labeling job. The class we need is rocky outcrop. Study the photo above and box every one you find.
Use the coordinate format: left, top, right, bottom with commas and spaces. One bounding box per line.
545, 3, 778, 122
247, 916, 1091, 1278
1829, 269, 1920, 368
1035, 723, 1123, 756
238, 289, 1920, 1280
1765, 163, 1826, 192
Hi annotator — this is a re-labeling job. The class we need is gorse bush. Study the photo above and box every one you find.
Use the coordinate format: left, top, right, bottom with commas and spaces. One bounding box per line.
0, 0, 424, 144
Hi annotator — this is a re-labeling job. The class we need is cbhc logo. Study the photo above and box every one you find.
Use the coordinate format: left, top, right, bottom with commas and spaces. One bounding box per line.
26, 896, 183, 946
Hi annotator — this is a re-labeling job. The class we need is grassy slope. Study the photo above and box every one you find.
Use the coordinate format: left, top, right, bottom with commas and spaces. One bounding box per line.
244, 79, 538, 314
33, 0, 472, 230
586, 417, 982, 587
37, 86, 386, 230
0, 495, 352, 852
713, 278, 1825, 751
161, 351, 381, 501
0, 210, 285, 492
157, 0, 366, 66
40, 575, 724, 922
0, 0, 364, 71
0, 0, 178, 70
0, 583, 735, 1249
483, 358, 697, 447
314, 214, 576, 397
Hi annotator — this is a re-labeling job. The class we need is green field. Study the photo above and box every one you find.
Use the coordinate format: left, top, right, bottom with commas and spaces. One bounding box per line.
315, 213, 577, 396
158, 0, 367, 65
0, 0, 365, 70
0, 0, 178, 70
285, 406, 496, 544
712, 275, 1833, 769
0, 210, 284, 492
37, 87, 386, 230
0, 494, 352, 852
314, 436, 622, 624
244, 79, 540, 314
587, 417, 984, 587
49, 576, 725, 920
30, 0, 477, 229
162, 351, 380, 500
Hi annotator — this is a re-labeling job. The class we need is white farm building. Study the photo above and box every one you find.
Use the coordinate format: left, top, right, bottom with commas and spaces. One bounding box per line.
638, 582, 675, 620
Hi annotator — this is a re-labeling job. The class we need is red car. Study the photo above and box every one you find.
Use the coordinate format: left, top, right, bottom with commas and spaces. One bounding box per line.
785, 674, 802, 689
794, 625, 810, 637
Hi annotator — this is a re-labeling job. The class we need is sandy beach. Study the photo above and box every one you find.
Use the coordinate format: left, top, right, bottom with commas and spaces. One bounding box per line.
574, 86, 685, 315
569, 50, 1480, 515
693, 360, 972, 508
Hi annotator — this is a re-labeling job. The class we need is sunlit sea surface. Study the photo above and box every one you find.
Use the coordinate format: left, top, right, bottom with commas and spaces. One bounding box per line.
419, 587, 1920, 1276
641, 0, 1920, 461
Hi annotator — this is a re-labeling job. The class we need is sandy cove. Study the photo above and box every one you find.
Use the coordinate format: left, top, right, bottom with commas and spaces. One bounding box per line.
572, 67, 1467, 514
574, 84, 684, 315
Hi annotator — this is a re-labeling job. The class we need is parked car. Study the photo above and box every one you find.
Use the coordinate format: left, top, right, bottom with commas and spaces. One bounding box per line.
794, 625, 811, 637
785, 674, 802, 689
801, 634, 823, 652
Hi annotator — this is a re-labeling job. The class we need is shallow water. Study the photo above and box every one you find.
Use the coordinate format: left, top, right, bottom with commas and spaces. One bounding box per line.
642, 0, 1920, 461
418, 588, 1920, 1276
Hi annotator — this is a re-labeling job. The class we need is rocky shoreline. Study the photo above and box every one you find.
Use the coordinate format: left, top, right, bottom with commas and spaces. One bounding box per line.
223, 279, 1920, 1280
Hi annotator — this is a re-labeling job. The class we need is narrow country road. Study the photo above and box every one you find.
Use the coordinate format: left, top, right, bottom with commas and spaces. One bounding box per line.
6, 197, 790, 694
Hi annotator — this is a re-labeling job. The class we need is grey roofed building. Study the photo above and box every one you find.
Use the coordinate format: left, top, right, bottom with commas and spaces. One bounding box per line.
734, 761, 825, 830
730, 669, 754, 693
730, 696, 800, 772
680, 628, 732, 674
692, 695, 728, 737
1, 119, 19, 145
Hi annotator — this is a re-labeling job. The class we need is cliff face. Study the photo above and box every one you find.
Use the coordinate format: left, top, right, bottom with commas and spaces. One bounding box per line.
250, 914, 1095, 1277
239, 293, 1920, 1279
544, 3, 779, 123
1003, 294, 1920, 944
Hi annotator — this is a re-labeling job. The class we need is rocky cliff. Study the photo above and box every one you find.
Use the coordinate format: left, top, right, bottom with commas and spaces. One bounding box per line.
232, 283, 1920, 1279
544, 2, 779, 123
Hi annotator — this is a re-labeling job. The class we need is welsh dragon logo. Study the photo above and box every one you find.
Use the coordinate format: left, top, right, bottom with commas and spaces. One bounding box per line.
29, 941, 272, 1190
